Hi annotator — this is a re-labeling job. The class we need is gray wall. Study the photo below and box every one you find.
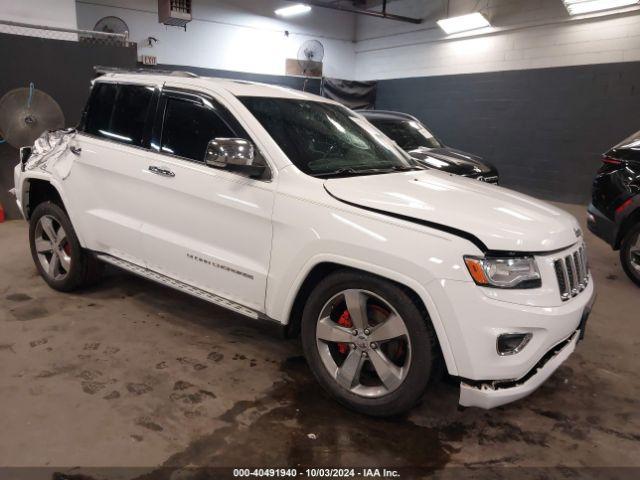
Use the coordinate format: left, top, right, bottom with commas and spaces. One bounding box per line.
0, 33, 136, 219
375, 62, 640, 204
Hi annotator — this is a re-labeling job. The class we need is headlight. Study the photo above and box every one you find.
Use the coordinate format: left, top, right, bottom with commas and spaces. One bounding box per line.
464, 255, 541, 289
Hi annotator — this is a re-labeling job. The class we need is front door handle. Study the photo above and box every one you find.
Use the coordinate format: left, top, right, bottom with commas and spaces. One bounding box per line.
70, 146, 82, 155
148, 165, 175, 177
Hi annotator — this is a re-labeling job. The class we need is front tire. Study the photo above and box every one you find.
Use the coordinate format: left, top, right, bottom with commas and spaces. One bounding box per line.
301, 270, 435, 417
29, 201, 103, 292
620, 222, 640, 287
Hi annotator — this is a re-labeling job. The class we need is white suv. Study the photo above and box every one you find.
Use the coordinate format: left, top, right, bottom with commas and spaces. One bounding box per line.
13, 70, 595, 416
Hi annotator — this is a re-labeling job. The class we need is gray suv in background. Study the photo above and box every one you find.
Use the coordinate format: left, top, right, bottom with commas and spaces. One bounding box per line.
359, 110, 499, 184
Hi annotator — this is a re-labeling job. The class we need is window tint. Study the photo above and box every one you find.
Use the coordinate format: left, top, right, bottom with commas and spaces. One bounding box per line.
160, 98, 235, 161
109, 85, 154, 146
84, 83, 117, 136
84, 83, 154, 147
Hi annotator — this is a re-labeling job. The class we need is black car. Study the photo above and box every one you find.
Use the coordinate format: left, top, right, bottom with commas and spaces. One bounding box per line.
358, 110, 499, 183
588, 130, 640, 286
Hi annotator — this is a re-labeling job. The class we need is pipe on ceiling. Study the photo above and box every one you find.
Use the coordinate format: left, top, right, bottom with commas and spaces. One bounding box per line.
283, 0, 423, 24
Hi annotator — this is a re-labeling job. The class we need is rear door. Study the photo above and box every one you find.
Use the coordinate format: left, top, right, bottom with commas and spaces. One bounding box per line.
138, 88, 275, 312
65, 80, 161, 265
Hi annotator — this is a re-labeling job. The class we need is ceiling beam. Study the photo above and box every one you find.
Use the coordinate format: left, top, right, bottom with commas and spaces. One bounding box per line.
283, 0, 423, 24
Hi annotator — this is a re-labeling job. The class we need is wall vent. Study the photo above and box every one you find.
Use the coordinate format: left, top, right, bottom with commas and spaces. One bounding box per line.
158, 0, 192, 28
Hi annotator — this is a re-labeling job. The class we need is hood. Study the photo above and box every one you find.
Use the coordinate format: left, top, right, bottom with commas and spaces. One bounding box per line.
408, 147, 492, 177
324, 170, 580, 253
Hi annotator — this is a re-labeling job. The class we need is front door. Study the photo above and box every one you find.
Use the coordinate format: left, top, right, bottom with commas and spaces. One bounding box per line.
138, 89, 275, 312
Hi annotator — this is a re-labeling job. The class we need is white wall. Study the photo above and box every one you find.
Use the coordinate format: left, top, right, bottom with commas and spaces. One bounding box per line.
0, 0, 77, 38
355, 0, 640, 80
75, 0, 356, 79
5, 0, 639, 82
0, 0, 77, 28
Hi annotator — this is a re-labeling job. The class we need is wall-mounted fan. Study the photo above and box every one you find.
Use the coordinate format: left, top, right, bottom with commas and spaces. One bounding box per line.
0, 85, 65, 148
297, 39, 325, 77
94, 16, 130, 36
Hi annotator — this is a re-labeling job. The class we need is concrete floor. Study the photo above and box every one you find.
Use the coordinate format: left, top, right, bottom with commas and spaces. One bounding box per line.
1, 203, 639, 476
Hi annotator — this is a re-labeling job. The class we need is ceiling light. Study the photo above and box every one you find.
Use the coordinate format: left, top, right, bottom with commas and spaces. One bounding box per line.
563, 0, 639, 15
437, 12, 491, 35
275, 4, 312, 17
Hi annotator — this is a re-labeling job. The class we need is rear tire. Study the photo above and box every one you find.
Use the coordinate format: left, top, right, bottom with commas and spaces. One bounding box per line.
29, 202, 103, 292
620, 222, 640, 287
301, 270, 435, 417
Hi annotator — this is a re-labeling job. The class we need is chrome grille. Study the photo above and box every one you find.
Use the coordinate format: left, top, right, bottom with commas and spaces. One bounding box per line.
554, 244, 589, 301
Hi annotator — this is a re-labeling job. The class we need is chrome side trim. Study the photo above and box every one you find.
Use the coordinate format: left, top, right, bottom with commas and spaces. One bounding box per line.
96, 254, 260, 319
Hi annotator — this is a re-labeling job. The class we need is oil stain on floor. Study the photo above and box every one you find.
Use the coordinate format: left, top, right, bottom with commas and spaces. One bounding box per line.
158, 356, 461, 471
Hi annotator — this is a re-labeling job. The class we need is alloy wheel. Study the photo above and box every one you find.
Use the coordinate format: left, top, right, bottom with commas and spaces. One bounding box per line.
34, 214, 72, 281
315, 289, 411, 398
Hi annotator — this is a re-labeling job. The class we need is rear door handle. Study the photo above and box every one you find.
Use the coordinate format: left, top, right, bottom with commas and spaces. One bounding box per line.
148, 165, 175, 177
70, 146, 82, 155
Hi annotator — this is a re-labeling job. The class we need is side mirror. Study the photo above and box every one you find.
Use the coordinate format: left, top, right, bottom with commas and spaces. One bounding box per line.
205, 138, 254, 168
204, 138, 266, 179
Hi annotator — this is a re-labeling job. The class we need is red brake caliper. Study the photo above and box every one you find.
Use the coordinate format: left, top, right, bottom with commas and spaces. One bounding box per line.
337, 310, 353, 355
63, 242, 71, 256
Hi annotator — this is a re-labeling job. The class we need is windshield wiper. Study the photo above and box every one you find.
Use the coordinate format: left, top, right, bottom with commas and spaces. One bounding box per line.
389, 164, 423, 171
313, 168, 361, 178
314, 165, 423, 178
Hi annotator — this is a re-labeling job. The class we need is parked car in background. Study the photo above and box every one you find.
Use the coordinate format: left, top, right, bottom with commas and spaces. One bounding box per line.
358, 110, 499, 184
13, 71, 594, 416
588, 130, 640, 286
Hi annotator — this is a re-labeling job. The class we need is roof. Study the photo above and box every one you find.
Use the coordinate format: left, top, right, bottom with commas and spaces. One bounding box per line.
94, 71, 333, 103
357, 110, 420, 122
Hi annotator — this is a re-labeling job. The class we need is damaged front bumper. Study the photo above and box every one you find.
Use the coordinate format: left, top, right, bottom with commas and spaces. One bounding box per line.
459, 289, 596, 409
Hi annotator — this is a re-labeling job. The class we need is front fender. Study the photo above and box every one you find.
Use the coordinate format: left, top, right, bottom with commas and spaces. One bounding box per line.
272, 252, 460, 376
18, 172, 87, 247
265, 184, 481, 377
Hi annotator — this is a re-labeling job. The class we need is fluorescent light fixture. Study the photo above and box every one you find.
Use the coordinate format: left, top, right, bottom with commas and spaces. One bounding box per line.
275, 3, 311, 17
563, 0, 639, 15
437, 12, 491, 34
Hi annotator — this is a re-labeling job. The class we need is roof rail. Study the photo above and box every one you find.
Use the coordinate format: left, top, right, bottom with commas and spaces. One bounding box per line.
93, 65, 199, 78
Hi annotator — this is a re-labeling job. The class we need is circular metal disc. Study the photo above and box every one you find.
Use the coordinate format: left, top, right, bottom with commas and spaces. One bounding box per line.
0, 88, 65, 148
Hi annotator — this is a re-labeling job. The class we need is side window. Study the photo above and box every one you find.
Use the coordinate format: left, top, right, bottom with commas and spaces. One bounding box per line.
160, 97, 235, 162
84, 83, 154, 147
109, 85, 154, 146
84, 83, 117, 136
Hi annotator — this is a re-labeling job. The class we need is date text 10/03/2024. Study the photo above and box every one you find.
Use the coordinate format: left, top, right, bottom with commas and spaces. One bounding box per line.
232, 468, 401, 478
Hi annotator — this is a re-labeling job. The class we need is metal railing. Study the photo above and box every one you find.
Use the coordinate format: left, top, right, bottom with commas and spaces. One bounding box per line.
0, 19, 132, 46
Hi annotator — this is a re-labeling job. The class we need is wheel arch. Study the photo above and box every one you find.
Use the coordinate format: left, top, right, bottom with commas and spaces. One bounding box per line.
21, 177, 87, 247
22, 177, 66, 220
283, 260, 459, 376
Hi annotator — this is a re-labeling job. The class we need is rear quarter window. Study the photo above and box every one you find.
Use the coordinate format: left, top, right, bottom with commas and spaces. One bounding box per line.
83, 83, 116, 136
83, 83, 155, 147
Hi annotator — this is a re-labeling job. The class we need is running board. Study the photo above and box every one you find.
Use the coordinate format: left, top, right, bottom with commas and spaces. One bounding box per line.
96, 254, 260, 320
